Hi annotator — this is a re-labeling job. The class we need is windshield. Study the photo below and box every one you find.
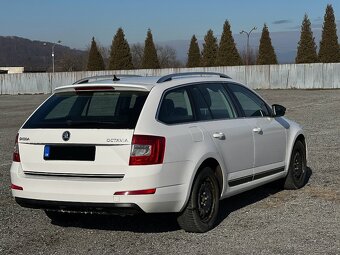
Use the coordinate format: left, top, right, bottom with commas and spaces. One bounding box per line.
23, 91, 148, 129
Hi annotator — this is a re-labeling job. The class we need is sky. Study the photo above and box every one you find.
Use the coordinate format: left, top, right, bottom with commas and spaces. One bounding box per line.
0, 0, 339, 62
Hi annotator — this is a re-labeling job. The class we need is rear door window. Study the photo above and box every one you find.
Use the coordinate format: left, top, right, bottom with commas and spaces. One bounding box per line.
198, 84, 237, 120
23, 91, 148, 129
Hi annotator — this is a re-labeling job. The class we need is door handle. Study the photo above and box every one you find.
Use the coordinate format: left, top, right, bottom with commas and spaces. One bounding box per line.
213, 132, 226, 140
252, 127, 262, 133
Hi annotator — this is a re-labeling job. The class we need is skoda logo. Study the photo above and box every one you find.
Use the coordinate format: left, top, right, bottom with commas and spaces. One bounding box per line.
62, 131, 70, 141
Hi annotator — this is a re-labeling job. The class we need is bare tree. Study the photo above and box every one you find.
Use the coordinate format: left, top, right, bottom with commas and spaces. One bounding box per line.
131, 43, 144, 69
131, 43, 183, 69
98, 45, 110, 68
98, 45, 110, 60
59, 51, 87, 71
156, 45, 182, 68
241, 47, 258, 65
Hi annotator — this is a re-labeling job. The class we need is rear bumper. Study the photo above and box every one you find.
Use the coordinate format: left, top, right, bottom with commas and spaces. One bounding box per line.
15, 197, 142, 215
10, 161, 190, 213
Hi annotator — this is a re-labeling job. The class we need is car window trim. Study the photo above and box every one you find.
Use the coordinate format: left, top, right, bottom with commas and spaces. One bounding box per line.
156, 81, 275, 126
196, 83, 239, 120
156, 82, 244, 126
186, 86, 202, 121
188, 85, 213, 121
223, 83, 246, 117
219, 83, 243, 118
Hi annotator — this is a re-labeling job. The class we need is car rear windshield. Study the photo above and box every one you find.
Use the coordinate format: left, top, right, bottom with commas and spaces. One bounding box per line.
23, 90, 148, 129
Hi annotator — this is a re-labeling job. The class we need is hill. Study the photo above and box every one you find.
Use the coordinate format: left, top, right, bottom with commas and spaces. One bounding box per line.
0, 36, 87, 72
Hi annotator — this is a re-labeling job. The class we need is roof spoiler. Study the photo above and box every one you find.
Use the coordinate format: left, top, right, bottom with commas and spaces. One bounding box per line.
73, 74, 142, 84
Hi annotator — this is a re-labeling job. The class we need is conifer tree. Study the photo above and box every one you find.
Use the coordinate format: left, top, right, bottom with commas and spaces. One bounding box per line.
217, 20, 243, 66
109, 28, 134, 70
296, 14, 318, 63
186, 35, 201, 67
318, 4, 340, 63
142, 29, 160, 69
256, 24, 278, 65
87, 37, 105, 71
201, 29, 218, 67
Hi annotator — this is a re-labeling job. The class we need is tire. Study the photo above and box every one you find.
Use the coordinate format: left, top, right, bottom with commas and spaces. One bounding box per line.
44, 210, 80, 223
284, 140, 307, 190
177, 166, 220, 233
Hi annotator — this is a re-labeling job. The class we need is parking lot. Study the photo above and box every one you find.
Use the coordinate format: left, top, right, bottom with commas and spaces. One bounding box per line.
0, 90, 339, 255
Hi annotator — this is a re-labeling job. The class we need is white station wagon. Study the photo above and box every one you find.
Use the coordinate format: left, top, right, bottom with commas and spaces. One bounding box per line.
10, 72, 307, 232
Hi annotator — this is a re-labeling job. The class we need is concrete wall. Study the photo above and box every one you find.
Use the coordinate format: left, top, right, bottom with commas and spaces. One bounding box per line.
1, 63, 340, 94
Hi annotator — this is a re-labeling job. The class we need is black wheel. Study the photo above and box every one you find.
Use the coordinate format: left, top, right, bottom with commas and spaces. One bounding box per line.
177, 166, 220, 233
44, 210, 80, 224
284, 140, 307, 190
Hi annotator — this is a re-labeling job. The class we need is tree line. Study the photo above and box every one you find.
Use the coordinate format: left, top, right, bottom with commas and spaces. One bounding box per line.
87, 4, 340, 71
87, 28, 170, 71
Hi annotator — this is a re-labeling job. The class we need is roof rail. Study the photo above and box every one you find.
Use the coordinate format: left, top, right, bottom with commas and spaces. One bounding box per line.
73, 74, 142, 84
156, 72, 231, 83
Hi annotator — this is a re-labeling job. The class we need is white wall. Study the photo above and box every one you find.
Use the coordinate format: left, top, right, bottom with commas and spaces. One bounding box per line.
0, 67, 24, 74
1, 63, 340, 95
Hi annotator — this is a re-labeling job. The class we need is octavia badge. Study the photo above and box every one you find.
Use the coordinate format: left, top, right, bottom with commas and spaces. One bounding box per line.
62, 131, 70, 141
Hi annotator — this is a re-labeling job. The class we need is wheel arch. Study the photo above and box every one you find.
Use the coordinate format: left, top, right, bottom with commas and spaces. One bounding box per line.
294, 133, 307, 163
198, 158, 223, 195
180, 155, 225, 212
295, 133, 306, 145
285, 130, 307, 174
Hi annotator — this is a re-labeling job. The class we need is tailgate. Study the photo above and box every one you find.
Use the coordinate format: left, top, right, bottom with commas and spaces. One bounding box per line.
18, 129, 133, 175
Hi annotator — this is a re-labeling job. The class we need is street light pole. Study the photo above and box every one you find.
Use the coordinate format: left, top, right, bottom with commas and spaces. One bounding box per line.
240, 27, 257, 65
51, 40, 62, 73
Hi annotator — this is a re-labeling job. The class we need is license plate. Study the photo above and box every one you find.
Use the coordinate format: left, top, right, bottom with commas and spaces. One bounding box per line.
43, 145, 95, 161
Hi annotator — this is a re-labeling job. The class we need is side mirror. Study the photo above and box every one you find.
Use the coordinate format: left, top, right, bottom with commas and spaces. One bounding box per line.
272, 104, 286, 117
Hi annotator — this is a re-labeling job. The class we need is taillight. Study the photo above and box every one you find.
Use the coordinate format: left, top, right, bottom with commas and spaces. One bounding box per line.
129, 135, 165, 165
114, 188, 156, 195
13, 133, 20, 162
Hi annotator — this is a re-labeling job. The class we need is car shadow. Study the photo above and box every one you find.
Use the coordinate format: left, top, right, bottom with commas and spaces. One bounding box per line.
217, 166, 312, 225
51, 167, 312, 233
53, 212, 181, 233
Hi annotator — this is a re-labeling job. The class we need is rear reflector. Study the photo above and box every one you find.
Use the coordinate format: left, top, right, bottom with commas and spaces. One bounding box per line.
129, 135, 165, 165
13, 133, 20, 162
11, 184, 23, 190
114, 188, 156, 195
